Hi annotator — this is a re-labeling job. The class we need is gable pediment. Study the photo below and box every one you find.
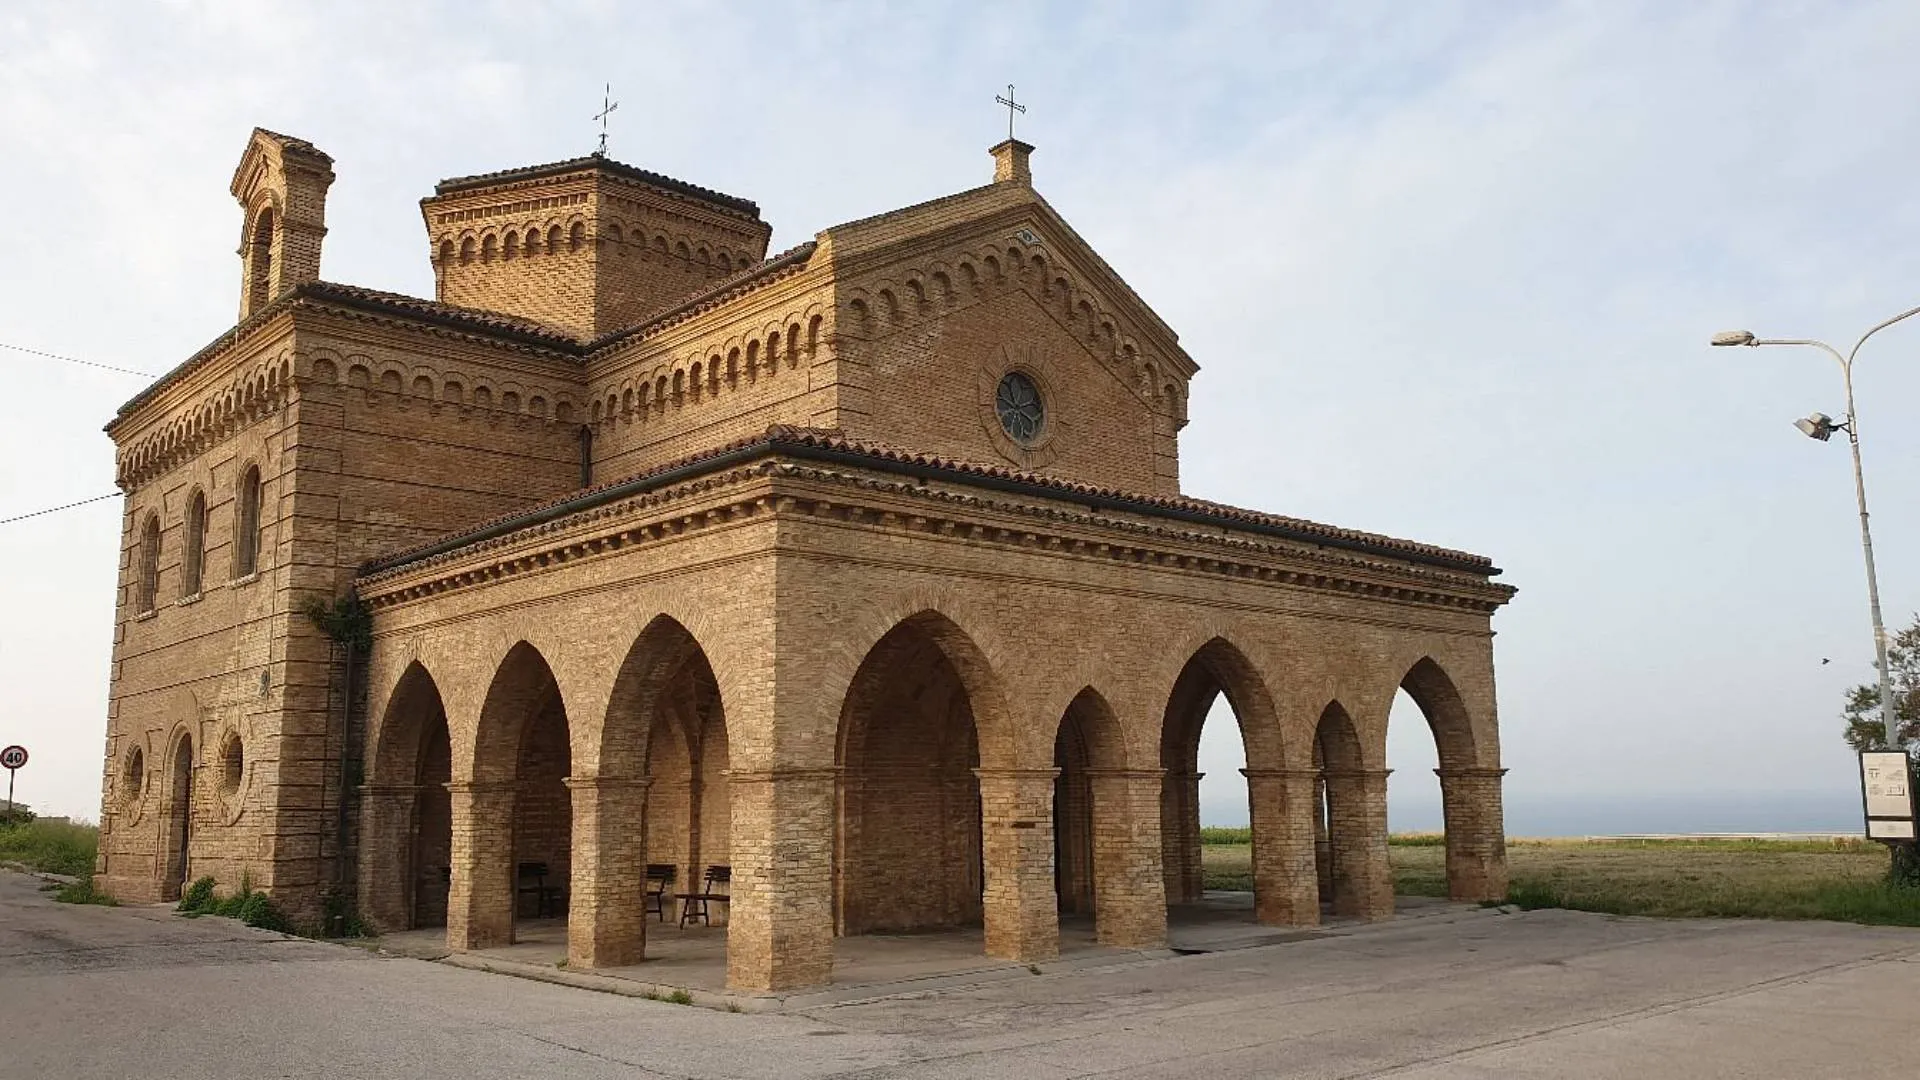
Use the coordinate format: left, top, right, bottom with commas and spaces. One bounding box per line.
828, 196, 1194, 429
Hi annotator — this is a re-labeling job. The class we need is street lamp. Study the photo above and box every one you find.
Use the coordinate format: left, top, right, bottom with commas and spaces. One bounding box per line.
1711, 304, 1920, 752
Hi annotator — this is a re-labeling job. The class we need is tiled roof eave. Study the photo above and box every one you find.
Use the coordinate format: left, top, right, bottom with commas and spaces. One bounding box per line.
359, 427, 1503, 581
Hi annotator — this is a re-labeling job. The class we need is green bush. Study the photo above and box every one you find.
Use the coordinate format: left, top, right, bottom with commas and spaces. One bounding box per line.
0, 818, 98, 876
237, 890, 291, 932
173, 873, 290, 932
177, 876, 218, 913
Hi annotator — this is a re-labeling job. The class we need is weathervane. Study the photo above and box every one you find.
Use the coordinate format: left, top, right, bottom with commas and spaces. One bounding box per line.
995, 84, 1026, 141
593, 83, 619, 156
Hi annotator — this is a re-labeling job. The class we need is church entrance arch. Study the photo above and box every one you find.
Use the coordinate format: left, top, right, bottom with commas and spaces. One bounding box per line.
1052, 688, 1134, 941
834, 612, 989, 939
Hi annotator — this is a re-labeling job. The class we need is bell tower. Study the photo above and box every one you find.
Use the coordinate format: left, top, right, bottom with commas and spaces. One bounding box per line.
229, 128, 334, 322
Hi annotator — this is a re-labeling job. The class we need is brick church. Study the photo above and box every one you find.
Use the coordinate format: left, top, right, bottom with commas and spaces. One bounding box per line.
95, 127, 1515, 991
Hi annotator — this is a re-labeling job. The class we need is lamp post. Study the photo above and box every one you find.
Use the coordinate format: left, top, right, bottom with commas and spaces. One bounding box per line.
1711, 305, 1920, 753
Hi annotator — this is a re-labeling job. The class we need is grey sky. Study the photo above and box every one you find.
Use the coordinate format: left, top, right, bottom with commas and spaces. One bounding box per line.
3, 1, 1916, 827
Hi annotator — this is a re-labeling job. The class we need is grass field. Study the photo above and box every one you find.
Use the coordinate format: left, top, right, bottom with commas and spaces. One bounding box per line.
0, 818, 98, 878
1200, 835, 1920, 927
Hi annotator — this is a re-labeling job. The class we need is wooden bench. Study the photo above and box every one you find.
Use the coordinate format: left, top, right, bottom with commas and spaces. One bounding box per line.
515, 861, 565, 919
644, 863, 677, 922
674, 865, 731, 927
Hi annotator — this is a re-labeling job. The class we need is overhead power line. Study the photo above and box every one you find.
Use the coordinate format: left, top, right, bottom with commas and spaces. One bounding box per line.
0, 492, 120, 527
1, 341, 155, 379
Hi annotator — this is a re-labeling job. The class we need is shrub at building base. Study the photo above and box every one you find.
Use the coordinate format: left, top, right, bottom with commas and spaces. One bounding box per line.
175, 874, 291, 932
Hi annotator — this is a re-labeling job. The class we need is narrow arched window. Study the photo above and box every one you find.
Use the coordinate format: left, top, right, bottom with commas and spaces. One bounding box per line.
181, 489, 206, 597
233, 465, 262, 579
136, 513, 161, 614
246, 207, 275, 314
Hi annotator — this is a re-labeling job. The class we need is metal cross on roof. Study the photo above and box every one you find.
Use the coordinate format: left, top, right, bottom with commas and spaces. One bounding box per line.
995, 84, 1026, 141
593, 84, 619, 156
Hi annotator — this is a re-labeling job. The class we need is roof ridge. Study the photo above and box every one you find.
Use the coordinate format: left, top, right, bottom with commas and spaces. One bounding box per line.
432, 153, 760, 218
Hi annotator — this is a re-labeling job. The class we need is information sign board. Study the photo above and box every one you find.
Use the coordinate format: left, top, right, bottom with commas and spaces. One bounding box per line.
1861, 751, 1917, 842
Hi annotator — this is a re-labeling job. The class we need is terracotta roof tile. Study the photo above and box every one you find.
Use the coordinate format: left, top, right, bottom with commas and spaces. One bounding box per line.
360, 425, 1499, 578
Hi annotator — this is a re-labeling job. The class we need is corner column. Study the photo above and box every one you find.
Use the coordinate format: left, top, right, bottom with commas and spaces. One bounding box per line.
1242, 768, 1321, 926
1323, 768, 1394, 920
358, 783, 422, 933
976, 768, 1061, 962
565, 775, 651, 968
1087, 768, 1167, 948
726, 768, 836, 992
446, 780, 516, 950
1435, 767, 1509, 902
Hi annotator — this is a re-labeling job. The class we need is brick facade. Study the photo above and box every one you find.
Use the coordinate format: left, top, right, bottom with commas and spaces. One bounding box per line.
95, 129, 1515, 992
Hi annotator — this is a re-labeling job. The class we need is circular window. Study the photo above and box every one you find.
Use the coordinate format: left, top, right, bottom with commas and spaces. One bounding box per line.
218, 732, 244, 797
995, 371, 1045, 445
122, 746, 145, 806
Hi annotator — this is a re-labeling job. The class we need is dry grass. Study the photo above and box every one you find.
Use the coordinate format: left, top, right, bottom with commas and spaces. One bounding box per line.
1200, 836, 1920, 926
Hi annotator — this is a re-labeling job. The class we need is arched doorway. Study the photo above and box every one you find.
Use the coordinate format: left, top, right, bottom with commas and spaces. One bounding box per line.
451, 642, 571, 950
362, 662, 453, 931
584, 615, 731, 969
161, 732, 195, 901
835, 613, 985, 938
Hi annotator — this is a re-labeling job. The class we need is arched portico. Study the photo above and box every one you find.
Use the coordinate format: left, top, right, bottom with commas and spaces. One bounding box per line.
447, 641, 571, 951
359, 661, 453, 932
1159, 638, 1318, 927
833, 608, 1059, 962
1314, 700, 1392, 918
1397, 656, 1507, 901
566, 614, 731, 969
1053, 687, 1166, 947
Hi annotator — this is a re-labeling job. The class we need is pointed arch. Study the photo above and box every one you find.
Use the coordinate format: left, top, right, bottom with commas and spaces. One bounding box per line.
1398, 656, 1477, 769
834, 609, 1008, 937
1158, 636, 1283, 908
362, 661, 453, 930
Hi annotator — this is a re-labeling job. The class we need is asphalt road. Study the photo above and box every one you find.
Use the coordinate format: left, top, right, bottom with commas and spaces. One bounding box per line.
2, 869, 1917, 1079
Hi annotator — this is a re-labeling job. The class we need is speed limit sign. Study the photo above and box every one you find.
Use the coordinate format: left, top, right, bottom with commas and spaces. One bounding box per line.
1, 745, 24, 814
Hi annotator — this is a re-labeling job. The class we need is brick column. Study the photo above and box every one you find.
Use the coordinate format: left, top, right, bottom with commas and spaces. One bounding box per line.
976, 768, 1061, 962
358, 784, 421, 933
1086, 769, 1167, 948
1242, 768, 1321, 926
1323, 769, 1394, 920
446, 781, 516, 950
726, 768, 836, 992
1436, 767, 1509, 902
565, 776, 650, 969
1161, 770, 1204, 904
